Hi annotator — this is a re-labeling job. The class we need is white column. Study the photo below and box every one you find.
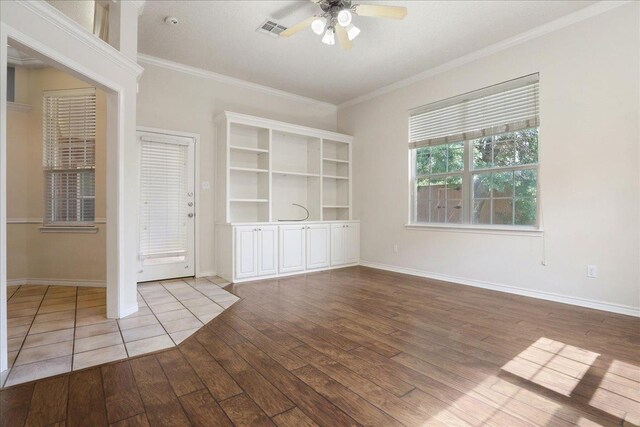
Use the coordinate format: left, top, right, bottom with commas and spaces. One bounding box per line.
105, 0, 144, 318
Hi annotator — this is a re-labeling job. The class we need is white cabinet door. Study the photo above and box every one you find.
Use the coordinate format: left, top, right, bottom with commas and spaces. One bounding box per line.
258, 226, 278, 276
235, 226, 257, 279
279, 225, 306, 273
306, 224, 330, 270
344, 223, 360, 264
330, 223, 345, 266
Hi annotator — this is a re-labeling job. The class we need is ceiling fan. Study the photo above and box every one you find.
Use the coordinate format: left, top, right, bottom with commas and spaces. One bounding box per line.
280, 0, 407, 50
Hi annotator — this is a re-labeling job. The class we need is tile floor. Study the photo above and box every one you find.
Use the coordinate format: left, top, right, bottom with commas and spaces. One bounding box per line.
2, 275, 238, 388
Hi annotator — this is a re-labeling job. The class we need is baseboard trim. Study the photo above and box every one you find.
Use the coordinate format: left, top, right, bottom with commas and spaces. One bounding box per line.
359, 261, 640, 318
7, 278, 106, 288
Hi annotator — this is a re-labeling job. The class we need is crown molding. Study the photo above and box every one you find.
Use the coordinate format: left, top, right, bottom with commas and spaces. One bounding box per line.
138, 54, 337, 111
7, 45, 46, 68
16, 0, 144, 77
338, 0, 631, 110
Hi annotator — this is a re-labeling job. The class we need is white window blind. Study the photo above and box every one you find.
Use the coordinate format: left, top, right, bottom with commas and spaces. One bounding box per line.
139, 138, 188, 260
409, 74, 539, 149
43, 88, 96, 225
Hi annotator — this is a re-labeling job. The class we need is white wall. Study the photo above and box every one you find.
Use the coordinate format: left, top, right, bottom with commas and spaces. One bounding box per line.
136, 61, 337, 276
7, 67, 107, 284
338, 4, 640, 314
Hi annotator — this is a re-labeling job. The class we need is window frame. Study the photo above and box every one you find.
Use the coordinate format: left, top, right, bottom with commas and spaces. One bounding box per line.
409, 130, 541, 231
42, 87, 97, 228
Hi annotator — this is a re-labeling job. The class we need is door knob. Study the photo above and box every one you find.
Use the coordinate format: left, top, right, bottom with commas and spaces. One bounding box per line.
188, 213, 194, 218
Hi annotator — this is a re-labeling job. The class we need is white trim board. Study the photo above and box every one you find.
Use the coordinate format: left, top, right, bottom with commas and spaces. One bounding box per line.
7, 278, 106, 288
137, 54, 337, 111
338, 1, 631, 109
359, 261, 640, 318
7, 218, 107, 224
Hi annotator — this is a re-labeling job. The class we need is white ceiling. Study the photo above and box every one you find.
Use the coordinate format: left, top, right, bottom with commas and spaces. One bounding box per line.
138, 1, 596, 105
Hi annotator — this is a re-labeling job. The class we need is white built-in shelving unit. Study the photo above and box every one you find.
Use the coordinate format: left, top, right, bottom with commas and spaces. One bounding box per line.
215, 111, 353, 224
214, 112, 359, 283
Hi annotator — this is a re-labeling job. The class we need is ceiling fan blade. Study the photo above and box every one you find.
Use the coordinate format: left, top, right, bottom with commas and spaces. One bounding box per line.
335, 25, 352, 50
280, 16, 316, 37
354, 3, 407, 19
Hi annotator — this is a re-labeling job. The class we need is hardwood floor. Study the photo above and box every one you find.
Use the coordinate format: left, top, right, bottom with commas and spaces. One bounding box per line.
1, 266, 639, 426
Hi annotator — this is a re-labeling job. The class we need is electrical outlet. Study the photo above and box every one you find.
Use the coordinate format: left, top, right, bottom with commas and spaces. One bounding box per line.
393, 244, 399, 253
587, 265, 597, 278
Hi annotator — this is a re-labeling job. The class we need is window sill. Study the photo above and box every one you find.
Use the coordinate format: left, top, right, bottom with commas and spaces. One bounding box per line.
405, 223, 543, 236
39, 226, 99, 234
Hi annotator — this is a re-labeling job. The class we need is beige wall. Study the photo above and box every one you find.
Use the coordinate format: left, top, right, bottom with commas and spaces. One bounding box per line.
7, 66, 107, 283
338, 4, 640, 312
136, 63, 337, 275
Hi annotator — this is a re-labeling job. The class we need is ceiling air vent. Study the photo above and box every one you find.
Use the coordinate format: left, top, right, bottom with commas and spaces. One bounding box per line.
257, 19, 287, 37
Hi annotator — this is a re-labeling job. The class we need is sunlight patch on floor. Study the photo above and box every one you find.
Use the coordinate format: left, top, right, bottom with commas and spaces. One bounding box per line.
501, 337, 599, 397
588, 359, 640, 422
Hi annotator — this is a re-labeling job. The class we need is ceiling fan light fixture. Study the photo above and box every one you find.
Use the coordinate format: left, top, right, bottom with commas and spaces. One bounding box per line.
337, 9, 352, 27
346, 23, 361, 40
311, 17, 327, 35
322, 27, 336, 45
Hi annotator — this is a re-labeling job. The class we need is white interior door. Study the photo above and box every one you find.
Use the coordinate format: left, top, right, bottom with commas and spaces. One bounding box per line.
137, 131, 196, 282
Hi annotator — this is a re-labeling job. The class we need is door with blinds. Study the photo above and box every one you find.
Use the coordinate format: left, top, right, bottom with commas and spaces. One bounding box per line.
137, 131, 196, 282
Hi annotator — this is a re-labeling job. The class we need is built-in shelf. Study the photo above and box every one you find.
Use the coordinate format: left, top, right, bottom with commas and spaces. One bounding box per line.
272, 170, 320, 178
230, 145, 269, 154
230, 198, 269, 203
230, 167, 269, 173
217, 111, 352, 223
323, 157, 349, 164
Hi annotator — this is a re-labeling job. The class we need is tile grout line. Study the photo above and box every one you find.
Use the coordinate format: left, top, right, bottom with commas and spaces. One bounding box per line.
70, 286, 79, 372
159, 280, 208, 327
0, 283, 22, 388
181, 278, 231, 317
158, 280, 206, 342
134, 287, 177, 349
3, 279, 233, 387
4, 285, 50, 387
167, 278, 234, 325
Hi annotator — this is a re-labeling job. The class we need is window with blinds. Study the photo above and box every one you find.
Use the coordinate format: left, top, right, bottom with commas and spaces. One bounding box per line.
409, 74, 540, 227
43, 88, 96, 225
139, 138, 189, 261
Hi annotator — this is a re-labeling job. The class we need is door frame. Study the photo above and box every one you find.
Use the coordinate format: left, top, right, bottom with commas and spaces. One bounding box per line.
136, 126, 201, 280
0, 2, 143, 372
